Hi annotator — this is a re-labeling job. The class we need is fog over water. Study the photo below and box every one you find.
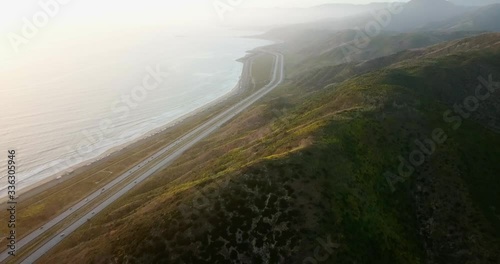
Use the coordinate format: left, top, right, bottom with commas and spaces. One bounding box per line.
0, 28, 270, 196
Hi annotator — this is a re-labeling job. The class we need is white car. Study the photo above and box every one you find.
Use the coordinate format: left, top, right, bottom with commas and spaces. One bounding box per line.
60, 233, 65, 237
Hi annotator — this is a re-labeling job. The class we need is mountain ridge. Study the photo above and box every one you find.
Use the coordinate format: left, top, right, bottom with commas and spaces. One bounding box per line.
424, 4, 500, 31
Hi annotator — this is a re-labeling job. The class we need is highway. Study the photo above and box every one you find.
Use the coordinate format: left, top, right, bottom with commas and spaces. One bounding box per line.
0, 51, 284, 264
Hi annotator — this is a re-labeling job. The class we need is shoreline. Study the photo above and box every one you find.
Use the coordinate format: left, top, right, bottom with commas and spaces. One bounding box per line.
1, 49, 260, 204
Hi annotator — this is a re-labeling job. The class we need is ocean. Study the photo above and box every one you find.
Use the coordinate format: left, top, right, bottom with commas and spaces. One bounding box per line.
0, 28, 270, 197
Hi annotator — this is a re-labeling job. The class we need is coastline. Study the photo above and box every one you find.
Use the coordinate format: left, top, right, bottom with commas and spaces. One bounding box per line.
1, 49, 260, 204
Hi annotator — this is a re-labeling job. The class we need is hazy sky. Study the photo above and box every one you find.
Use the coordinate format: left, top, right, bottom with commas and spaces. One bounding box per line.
0, 0, 402, 28
240, 0, 399, 7
0, 0, 403, 53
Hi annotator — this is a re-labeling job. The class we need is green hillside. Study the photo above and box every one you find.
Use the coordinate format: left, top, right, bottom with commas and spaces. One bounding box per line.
425, 4, 500, 32
293, 33, 500, 90
42, 34, 500, 264
277, 30, 482, 77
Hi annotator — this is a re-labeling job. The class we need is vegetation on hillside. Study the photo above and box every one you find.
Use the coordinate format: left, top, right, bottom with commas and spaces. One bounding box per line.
41, 34, 500, 264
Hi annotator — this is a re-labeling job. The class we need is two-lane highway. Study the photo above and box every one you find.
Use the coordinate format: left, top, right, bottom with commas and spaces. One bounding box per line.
0, 51, 284, 264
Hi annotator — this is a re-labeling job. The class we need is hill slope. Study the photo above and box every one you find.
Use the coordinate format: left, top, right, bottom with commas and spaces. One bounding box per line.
293, 33, 500, 90
386, 0, 469, 31
224, 3, 390, 28
450, 0, 500, 6
425, 4, 500, 32
41, 34, 500, 264
277, 30, 483, 76
269, 0, 472, 33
